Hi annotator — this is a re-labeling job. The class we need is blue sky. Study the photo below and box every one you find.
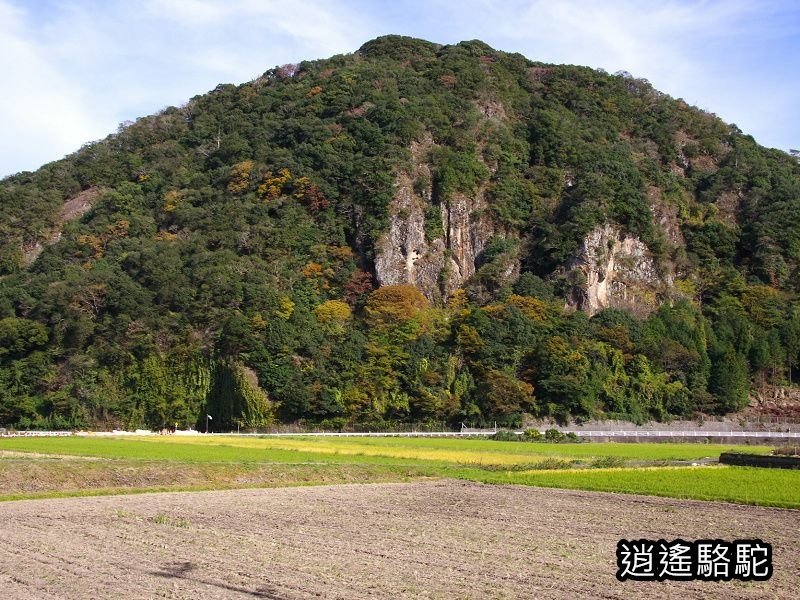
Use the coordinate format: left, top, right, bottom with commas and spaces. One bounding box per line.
1, 0, 798, 177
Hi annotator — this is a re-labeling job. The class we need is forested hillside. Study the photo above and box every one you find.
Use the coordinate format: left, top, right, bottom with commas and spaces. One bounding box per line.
1, 35, 799, 430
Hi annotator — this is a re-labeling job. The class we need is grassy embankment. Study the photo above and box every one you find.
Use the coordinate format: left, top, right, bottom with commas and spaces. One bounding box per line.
0, 436, 796, 508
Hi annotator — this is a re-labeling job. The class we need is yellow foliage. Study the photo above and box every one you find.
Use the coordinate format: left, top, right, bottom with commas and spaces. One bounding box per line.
508, 294, 547, 322
276, 295, 295, 320
456, 324, 484, 353
366, 285, 428, 326
77, 221, 128, 260
314, 300, 352, 324
673, 278, 697, 299
328, 245, 354, 261
163, 189, 182, 212
228, 160, 254, 194
154, 231, 178, 242
447, 289, 468, 312
258, 168, 293, 201
302, 262, 324, 278
250, 312, 267, 331
482, 303, 507, 318
105, 220, 130, 239
292, 176, 312, 199
77, 234, 104, 257
307, 85, 323, 97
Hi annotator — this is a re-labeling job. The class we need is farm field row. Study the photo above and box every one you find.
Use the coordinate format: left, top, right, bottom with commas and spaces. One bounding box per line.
3, 480, 798, 599
0, 435, 797, 508
0, 434, 772, 463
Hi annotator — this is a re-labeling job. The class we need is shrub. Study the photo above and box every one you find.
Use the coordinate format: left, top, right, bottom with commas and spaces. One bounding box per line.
491, 430, 522, 442
523, 428, 543, 441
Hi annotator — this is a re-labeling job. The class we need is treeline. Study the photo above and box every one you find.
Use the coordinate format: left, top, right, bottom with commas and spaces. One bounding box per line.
1, 35, 799, 430
1, 280, 798, 430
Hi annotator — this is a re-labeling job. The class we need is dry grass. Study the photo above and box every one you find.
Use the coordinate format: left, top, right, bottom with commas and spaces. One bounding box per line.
0, 456, 432, 501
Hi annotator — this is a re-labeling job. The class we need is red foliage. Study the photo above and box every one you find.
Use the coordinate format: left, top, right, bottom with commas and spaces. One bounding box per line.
300, 183, 329, 213
343, 270, 374, 306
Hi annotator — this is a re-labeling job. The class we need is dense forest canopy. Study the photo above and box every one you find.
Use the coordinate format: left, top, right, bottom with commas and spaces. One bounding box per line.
1, 35, 799, 430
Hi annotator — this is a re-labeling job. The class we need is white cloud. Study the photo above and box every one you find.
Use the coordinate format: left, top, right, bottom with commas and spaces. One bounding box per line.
0, 0, 378, 177
0, 1, 109, 175
149, 0, 372, 65
1, 0, 797, 176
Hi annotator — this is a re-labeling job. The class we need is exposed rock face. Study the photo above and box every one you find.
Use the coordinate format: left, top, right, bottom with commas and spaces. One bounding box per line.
21, 186, 101, 267
443, 190, 497, 296
566, 224, 671, 317
374, 135, 496, 301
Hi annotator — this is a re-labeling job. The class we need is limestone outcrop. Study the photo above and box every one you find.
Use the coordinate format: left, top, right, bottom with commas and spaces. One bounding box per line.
566, 224, 671, 316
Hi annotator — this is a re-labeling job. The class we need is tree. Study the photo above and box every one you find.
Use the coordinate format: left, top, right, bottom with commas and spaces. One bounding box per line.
314, 300, 352, 335
478, 369, 535, 426
0, 318, 48, 361
365, 285, 428, 326
710, 344, 750, 413
782, 309, 800, 384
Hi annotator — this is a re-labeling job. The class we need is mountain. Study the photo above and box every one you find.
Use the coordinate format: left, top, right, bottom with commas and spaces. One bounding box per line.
1, 35, 799, 431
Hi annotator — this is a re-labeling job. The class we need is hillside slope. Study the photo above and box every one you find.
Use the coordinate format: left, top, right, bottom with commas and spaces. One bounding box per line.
1, 35, 799, 430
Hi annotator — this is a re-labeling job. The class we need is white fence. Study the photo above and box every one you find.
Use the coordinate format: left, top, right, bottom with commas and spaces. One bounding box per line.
2, 430, 800, 439
0, 430, 73, 437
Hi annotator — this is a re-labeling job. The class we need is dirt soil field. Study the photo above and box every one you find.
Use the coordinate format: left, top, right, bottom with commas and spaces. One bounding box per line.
0, 480, 797, 599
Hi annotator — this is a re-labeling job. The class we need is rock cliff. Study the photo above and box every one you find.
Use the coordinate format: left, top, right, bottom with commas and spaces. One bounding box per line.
374, 134, 496, 301
566, 224, 671, 316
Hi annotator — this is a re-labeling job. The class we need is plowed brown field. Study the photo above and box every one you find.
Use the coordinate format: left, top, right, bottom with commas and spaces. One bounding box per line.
0, 480, 796, 598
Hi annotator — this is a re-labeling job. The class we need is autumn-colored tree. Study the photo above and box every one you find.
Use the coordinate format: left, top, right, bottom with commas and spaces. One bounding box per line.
365, 285, 428, 326
302, 262, 324, 278
479, 369, 535, 425
77, 234, 104, 259
314, 300, 352, 324
275, 295, 295, 320
228, 160, 254, 194
162, 189, 182, 212
314, 300, 352, 334
77, 220, 130, 260
507, 294, 547, 322
446, 289, 469, 313
154, 231, 178, 242
70, 284, 107, 318
258, 168, 293, 200
328, 245, 353, 261
343, 270, 373, 306
298, 181, 330, 213
439, 74, 457, 88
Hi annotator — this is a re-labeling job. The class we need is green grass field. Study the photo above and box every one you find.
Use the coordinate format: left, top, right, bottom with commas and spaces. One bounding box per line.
0, 435, 796, 508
